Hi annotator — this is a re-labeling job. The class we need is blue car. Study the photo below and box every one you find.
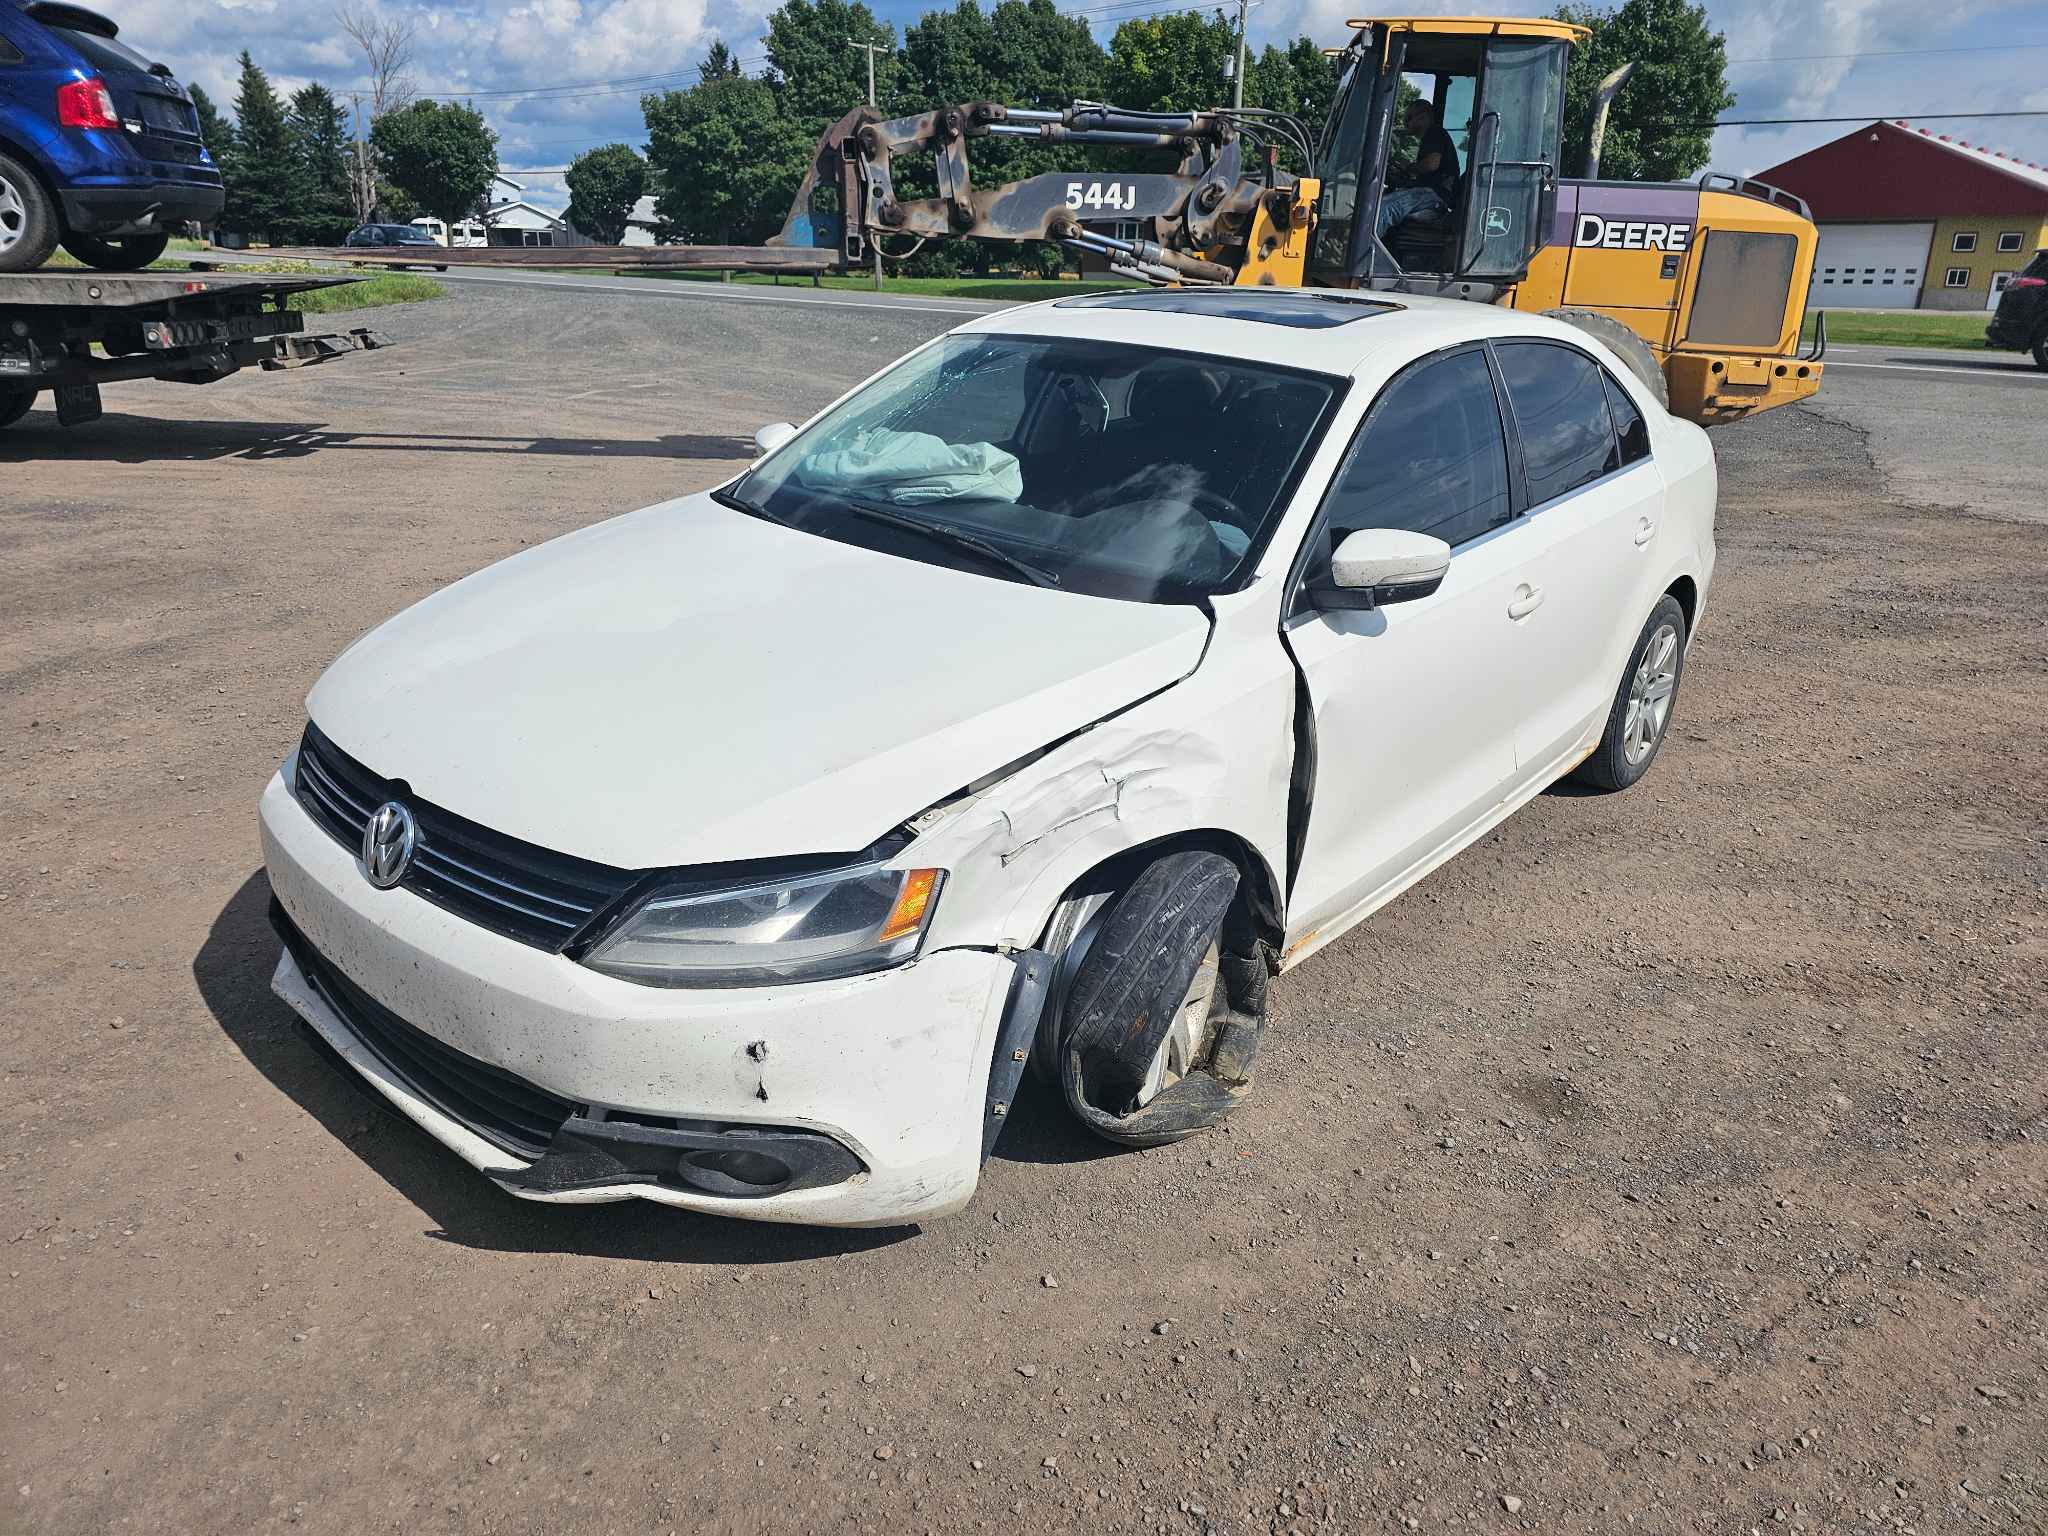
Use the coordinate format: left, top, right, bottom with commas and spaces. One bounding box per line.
0, 0, 221, 271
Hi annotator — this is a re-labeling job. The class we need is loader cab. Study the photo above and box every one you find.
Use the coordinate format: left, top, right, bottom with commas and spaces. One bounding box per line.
1312, 17, 1581, 294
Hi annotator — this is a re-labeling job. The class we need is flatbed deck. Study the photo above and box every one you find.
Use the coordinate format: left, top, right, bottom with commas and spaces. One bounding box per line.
0, 268, 361, 307
1, 266, 386, 436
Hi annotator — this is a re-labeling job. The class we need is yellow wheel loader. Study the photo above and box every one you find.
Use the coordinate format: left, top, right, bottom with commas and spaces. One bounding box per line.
771, 14, 1825, 423
294, 15, 1824, 424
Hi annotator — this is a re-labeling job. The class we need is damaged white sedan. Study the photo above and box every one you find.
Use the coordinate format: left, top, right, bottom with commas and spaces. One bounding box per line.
259, 288, 1715, 1226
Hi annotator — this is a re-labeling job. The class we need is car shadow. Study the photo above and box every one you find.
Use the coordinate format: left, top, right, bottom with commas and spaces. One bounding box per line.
194, 871, 917, 1263
1, 414, 754, 465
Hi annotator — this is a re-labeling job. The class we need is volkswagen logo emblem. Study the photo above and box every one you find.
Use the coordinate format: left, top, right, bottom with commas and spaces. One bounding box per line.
361, 801, 418, 889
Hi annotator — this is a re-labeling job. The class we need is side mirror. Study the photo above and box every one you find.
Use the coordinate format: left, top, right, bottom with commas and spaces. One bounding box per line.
754, 421, 797, 456
1308, 528, 1452, 611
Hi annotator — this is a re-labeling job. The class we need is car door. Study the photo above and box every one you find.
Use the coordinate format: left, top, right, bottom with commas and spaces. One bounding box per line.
1281, 345, 1529, 942
1489, 341, 1665, 776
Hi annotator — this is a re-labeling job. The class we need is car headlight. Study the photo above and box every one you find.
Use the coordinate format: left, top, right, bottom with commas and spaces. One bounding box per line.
581, 864, 944, 988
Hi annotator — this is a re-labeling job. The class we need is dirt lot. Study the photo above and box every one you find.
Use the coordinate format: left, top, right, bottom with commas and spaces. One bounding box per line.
3, 285, 2044, 1535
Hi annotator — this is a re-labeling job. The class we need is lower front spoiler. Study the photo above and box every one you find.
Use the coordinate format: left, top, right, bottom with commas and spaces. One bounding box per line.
505, 1116, 865, 1199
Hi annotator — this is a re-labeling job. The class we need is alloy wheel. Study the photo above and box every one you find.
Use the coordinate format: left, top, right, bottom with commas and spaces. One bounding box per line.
1622, 621, 1679, 765
0, 174, 25, 257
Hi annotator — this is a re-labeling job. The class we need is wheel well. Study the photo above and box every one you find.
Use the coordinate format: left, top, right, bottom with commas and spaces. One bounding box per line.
1665, 575, 1698, 635
0, 133, 63, 222
1051, 830, 1285, 963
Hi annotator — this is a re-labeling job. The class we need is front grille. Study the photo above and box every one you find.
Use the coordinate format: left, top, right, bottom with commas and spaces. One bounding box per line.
274, 900, 579, 1156
293, 722, 641, 950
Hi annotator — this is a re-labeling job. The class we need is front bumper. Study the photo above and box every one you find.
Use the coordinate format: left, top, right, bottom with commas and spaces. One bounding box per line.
258, 769, 1020, 1226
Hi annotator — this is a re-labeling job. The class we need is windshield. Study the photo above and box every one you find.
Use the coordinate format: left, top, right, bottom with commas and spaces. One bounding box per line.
728, 334, 1343, 603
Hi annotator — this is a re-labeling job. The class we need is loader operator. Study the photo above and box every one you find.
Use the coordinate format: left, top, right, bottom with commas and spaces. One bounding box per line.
1378, 99, 1460, 239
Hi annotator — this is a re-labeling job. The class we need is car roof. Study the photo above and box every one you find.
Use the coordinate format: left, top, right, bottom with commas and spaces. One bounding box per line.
963, 287, 1595, 378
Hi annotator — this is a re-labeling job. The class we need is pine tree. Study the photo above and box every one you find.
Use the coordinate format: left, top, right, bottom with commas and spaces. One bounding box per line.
221, 52, 299, 242
699, 41, 743, 83
287, 84, 356, 244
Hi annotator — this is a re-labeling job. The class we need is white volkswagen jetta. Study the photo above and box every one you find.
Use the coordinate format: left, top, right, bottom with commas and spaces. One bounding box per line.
260, 288, 1714, 1227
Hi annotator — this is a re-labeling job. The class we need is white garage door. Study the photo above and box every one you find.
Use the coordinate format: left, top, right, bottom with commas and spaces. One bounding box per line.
1809, 223, 1934, 309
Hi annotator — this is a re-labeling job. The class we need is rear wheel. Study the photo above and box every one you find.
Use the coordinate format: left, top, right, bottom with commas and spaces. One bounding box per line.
0, 151, 59, 272
0, 387, 34, 430
2032, 328, 2047, 372
1573, 594, 1687, 792
61, 232, 172, 271
1543, 306, 1670, 410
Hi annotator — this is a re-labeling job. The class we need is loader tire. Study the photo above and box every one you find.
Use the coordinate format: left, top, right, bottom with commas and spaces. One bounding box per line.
1543, 307, 1669, 410
0, 387, 33, 431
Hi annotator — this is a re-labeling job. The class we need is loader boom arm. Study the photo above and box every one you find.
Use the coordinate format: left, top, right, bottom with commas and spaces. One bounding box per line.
772, 101, 1317, 286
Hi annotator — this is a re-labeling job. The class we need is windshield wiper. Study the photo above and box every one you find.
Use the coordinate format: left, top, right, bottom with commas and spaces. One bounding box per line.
838, 497, 1061, 589
711, 482, 801, 531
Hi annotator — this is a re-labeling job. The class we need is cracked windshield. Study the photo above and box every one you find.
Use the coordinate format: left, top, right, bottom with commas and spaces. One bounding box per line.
730, 334, 1341, 602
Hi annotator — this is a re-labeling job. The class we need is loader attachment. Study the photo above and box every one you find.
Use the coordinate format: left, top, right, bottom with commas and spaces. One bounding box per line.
775, 100, 1316, 286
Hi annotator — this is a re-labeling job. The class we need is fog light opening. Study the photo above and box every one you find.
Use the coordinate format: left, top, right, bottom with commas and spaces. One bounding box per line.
678, 1147, 795, 1197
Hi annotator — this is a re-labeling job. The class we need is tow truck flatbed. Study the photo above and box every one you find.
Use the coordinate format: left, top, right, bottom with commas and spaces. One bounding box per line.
1, 266, 389, 436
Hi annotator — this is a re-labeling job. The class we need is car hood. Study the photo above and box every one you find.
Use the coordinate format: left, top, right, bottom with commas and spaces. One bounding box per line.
306, 493, 1210, 869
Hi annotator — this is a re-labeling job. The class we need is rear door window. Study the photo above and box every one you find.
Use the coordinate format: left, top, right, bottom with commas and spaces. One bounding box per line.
1494, 342, 1618, 504
1600, 370, 1650, 466
1319, 348, 1513, 549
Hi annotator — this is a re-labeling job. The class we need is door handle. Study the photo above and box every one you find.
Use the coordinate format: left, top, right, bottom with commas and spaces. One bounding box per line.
1633, 516, 1657, 547
1507, 583, 1544, 620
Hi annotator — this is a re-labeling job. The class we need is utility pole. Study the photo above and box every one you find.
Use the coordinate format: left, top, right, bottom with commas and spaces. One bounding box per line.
351, 92, 372, 223
848, 36, 887, 291
1229, 0, 1258, 111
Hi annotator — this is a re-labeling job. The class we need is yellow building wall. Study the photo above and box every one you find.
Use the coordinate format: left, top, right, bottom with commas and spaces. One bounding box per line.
1920, 214, 2048, 310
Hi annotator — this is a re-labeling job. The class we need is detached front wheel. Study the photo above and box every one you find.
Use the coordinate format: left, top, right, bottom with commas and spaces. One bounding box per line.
1033, 850, 1267, 1148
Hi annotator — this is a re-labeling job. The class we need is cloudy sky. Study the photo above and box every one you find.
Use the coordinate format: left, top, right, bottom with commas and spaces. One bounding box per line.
118, 0, 2048, 213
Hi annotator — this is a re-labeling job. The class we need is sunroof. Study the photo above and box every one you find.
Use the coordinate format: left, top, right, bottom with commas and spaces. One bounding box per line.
1054, 289, 1401, 329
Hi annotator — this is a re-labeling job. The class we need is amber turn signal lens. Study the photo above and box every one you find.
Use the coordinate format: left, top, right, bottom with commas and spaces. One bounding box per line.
877, 868, 942, 944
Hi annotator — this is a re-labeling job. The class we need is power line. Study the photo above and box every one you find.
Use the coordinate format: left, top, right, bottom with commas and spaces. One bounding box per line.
1725, 40, 2048, 66
1708, 109, 2048, 127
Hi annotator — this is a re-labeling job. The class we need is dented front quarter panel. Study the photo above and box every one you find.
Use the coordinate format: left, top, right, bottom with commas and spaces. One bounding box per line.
907, 585, 1299, 955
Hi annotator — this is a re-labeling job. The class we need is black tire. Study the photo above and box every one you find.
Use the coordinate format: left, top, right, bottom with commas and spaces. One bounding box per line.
1036, 850, 1256, 1149
0, 150, 60, 273
1543, 306, 1670, 410
0, 387, 34, 430
2031, 328, 2047, 372
435, 264, 448, 272
60, 230, 172, 271
1573, 594, 1687, 792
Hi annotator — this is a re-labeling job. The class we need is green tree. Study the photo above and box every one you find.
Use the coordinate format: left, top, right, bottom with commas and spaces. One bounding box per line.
1556, 0, 1732, 180
371, 99, 500, 230
767, 0, 898, 126
189, 82, 233, 162
285, 83, 356, 244
642, 76, 811, 245
221, 51, 298, 241
699, 40, 743, 83
1245, 36, 1339, 146
564, 143, 647, 244
1103, 10, 1233, 114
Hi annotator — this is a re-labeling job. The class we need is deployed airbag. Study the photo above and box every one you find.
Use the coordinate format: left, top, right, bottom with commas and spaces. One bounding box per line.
797, 429, 1024, 505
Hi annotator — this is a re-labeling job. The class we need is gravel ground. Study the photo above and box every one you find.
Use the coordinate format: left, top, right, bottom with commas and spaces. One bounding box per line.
2, 283, 2044, 1534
